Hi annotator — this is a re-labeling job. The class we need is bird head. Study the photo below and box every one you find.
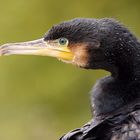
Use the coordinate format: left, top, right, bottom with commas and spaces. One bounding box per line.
0, 18, 137, 73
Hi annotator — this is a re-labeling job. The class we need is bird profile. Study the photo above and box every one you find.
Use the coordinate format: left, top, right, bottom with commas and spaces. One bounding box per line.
1, 18, 140, 140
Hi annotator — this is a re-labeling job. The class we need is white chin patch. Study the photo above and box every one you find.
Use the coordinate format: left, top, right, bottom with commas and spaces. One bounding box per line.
57, 58, 73, 64
58, 56, 87, 68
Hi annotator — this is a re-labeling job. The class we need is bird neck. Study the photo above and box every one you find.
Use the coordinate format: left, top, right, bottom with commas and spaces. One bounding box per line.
93, 40, 140, 117
93, 74, 140, 117
113, 44, 140, 82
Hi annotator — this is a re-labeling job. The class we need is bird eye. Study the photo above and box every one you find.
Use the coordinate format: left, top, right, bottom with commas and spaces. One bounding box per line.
58, 38, 68, 46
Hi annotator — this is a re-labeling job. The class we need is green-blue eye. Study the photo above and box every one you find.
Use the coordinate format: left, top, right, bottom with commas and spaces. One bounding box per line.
59, 38, 68, 46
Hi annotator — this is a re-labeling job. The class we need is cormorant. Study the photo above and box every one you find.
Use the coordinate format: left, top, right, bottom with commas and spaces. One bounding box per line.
1, 18, 140, 140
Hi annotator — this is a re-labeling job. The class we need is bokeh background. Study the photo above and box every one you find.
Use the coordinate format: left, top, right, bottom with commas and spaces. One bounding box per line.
0, 0, 140, 139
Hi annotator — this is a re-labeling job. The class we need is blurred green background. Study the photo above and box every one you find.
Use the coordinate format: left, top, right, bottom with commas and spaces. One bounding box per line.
0, 0, 140, 139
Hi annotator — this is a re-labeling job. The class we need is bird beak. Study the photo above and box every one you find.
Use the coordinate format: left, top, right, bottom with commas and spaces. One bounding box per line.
0, 38, 74, 61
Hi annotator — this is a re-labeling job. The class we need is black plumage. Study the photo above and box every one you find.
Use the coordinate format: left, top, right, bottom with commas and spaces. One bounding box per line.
1, 18, 140, 140
44, 18, 140, 140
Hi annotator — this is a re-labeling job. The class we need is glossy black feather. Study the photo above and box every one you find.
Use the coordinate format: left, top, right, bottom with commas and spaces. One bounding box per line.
60, 102, 140, 140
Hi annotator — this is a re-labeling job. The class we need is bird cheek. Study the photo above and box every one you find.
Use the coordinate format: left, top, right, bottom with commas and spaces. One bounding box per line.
71, 45, 89, 67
